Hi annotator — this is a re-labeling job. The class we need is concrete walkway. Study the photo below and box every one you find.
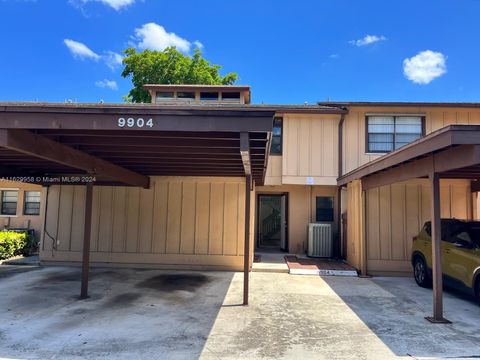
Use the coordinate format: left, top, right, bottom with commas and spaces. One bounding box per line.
204, 274, 480, 359
0, 265, 480, 359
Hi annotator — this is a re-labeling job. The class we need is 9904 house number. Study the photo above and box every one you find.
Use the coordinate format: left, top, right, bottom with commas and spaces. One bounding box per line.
118, 117, 154, 128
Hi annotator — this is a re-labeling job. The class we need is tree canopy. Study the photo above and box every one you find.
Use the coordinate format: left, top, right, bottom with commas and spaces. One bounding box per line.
121, 47, 239, 103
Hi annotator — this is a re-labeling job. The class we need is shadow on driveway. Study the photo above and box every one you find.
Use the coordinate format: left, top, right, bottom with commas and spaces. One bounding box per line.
0, 265, 235, 359
322, 276, 480, 358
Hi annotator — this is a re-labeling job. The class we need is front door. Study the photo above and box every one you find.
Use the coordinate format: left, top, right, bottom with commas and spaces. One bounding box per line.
257, 194, 287, 251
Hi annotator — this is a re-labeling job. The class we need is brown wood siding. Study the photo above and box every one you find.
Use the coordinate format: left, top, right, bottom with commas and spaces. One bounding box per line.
346, 180, 364, 271
364, 179, 472, 275
282, 114, 339, 185
343, 107, 480, 174
264, 156, 282, 185
40, 176, 250, 270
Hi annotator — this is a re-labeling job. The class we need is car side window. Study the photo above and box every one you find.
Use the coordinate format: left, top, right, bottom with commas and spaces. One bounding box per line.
448, 231, 477, 249
469, 225, 480, 247
441, 222, 451, 242
443, 222, 467, 243
454, 231, 473, 244
422, 221, 476, 245
424, 223, 431, 236
424, 221, 471, 243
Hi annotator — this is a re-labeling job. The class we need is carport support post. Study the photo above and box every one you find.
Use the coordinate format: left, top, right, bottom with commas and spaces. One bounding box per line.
243, 175, 251, 305
80, 182, 93, 299
426, 172, 449, 323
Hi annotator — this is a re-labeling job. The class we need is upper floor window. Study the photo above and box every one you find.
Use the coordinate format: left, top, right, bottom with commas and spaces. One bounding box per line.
270, 118, 283, 155
24, 191, 41, 216
367, 115, 423, 153
1, 190, 18, 215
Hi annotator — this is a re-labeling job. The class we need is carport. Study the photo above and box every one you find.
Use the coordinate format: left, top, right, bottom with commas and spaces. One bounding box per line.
0, 102, 274, 305
338, 125, 480, 323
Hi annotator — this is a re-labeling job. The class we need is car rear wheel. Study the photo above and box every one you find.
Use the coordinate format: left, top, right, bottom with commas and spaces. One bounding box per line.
413, 257, 432, 288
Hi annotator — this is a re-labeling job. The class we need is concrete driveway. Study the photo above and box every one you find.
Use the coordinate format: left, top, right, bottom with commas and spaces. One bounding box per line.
0, 265, 479, 359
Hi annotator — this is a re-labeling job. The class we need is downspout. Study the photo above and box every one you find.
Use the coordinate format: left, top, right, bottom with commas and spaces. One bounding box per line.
42, 185, 58, 257
336, 113, 346, 259
337, 113, 345, 179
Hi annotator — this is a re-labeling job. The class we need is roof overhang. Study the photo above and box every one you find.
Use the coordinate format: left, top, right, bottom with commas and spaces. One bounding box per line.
318, 101, 480, 109
338, 125, 480, 190
0, 103, 274, 186
143, 84, 251, 92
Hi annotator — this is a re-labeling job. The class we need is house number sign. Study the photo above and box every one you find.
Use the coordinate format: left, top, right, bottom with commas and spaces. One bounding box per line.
117, 117, 154, 128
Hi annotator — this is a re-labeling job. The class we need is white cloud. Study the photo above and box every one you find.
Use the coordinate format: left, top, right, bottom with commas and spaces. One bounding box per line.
133, 23, 192, 53
329, 53, 339, 59
95, 79, 118, 90
64, 39, 100, 60
403, 50, 447, 84
193, 40, 204, 50
70, 0, 135, 11
103, 51, 123, 70
97, 0, 135, 10
349, 34, 386, 47
64, 40, 124, 70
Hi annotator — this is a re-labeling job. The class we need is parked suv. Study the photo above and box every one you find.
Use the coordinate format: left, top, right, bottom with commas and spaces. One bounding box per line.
411, 219, 480, 302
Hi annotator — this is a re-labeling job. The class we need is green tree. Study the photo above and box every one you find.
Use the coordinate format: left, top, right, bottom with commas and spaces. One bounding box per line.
121, 47, 238, 103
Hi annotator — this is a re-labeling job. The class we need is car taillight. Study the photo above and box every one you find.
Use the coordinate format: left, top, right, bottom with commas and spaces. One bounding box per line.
413, 236, 418, 242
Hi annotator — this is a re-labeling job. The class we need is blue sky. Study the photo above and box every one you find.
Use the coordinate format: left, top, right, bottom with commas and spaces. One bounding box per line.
0, 0, 479, 104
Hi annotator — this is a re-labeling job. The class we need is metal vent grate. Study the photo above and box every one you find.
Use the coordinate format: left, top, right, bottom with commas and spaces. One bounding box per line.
307, 223, 333, 257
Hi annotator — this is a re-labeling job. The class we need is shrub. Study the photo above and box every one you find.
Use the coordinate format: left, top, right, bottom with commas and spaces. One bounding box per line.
21, 231, 38, 256
0, 231, 28, 260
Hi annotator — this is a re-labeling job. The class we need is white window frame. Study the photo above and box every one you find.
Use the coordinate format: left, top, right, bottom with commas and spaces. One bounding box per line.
24, 191, 41, 216
0, 189, 19, 217
366, 114, 425, 154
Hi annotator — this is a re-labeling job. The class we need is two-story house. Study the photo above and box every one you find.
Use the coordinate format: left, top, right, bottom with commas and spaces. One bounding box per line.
2, 85, 480, 279
261, 101, 480, 276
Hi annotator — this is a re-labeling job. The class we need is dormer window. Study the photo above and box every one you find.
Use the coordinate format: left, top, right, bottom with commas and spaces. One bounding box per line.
222, 92, 241, 101
145, 85, 250, 104
177, 92, 195, 100
200, 92, 219, 101
155, 92, 174, 102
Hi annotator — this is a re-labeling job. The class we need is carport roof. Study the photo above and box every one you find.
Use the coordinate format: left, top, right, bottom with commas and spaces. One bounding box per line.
0, 101, 348, 114
0, 102, 278, 186
338, 125, 480, 189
